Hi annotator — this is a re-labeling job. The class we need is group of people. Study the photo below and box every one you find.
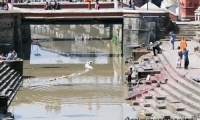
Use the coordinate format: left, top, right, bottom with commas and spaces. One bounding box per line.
0, 3, 9, 10
169, 31, 189, 69
0, 50, 17, 60
152, 31, 189, 70
44, 2, 61, 10
88, 1, 100, 10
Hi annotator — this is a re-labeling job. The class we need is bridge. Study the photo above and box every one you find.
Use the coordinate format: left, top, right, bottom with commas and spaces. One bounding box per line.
0, 7, 177, 58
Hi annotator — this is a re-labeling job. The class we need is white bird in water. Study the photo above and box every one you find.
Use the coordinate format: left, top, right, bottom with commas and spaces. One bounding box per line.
85, 61, 93, 70
48, 77, 57, 81
62, 75, 67, 78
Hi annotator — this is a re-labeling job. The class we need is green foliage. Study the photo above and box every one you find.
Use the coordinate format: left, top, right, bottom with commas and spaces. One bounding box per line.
111, 36, 121, 48
111, 36, 117, 43
111, 36, 121, 49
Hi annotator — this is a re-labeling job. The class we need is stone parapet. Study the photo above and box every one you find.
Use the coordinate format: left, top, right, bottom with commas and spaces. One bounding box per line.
3, 60, 23, 76
13, 2, 114, 9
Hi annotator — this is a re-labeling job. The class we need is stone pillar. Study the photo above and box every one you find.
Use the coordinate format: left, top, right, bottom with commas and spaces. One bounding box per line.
21, 24, 31, 60
13, 17, 22, 58
109, 24, 113, 39
114, 0, 118, 9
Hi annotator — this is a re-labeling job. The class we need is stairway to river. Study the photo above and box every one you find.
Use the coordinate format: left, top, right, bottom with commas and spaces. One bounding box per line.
0, 61, 23, 116
126, 50, 200, 119
161, 22, 199, 41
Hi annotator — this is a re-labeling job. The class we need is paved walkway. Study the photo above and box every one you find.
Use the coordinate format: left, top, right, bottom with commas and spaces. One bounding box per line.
161, 41, 200, 80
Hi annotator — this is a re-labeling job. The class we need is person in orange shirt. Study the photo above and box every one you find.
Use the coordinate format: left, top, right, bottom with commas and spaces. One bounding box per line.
180, 37, 187, 54
88, 1, 91, 10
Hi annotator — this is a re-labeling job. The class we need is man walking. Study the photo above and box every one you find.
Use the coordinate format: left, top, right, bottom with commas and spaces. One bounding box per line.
169, 31, 175, 49
153, 41, 162, 56
183, 48, 189, 69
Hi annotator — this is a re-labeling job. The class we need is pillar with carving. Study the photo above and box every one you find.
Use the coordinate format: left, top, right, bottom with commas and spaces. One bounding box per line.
180, 0, 199, 20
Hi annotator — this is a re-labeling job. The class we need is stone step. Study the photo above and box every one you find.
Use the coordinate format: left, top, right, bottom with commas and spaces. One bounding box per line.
159, 56, 200, 102
170, 28, 200, 31
1, 73, 19, 94
8, 77, 22, 106
0, 64, 7, 70
143, 103, 151, 107
172, 24, 196, 27
154, 87, 200, 116
0, 70, 15, 86
166, 102, 185, 111
157, 53, 200, 98
161, 84, 200, 111
166, 31, 195, 34
0, 65, 9, 75
0, 72, 17, 92
155, 96, 166, 100
160, 39, 191, 41
193, 36, 200, 43
165, 77, 200, 104
139, 102, 162, 118
7, 76, 22, 100
159, 110, 182, 119
143, 94, 153, 99
165, 33, 195, 36
144, 98, 182, 119
173, 111, 193, 119
165, 36, 193, 39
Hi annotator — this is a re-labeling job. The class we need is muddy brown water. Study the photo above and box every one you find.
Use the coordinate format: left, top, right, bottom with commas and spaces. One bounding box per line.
8, 25, 137, 120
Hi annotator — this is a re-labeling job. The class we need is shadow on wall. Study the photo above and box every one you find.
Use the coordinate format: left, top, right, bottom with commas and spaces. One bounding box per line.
152, 0, 163, 7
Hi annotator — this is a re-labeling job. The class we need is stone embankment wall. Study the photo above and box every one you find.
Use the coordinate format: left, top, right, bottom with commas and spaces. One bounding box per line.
0, 18, 14, 53
0, 17, 22, 57
13, 2, 114, 9
123, 13, 171, 59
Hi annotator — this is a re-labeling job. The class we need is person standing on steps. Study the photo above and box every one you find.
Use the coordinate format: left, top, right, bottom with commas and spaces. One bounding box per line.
180, 37, 187, 54
176, 46, 182, 69
132, 0, 135, 10
169, 31, 175, 50
153, 41, 162, 56
183, 48, 189, 69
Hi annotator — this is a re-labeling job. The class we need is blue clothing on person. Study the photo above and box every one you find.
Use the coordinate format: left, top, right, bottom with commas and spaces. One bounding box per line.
132, 3, 135, 10
169, 32, 175, 49
6, 53, 13, 60
184, 50, 189, 59
169, 32, 175, 41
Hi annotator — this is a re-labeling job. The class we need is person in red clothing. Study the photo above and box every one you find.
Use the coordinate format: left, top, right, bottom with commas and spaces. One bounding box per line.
88, 1, 91, 10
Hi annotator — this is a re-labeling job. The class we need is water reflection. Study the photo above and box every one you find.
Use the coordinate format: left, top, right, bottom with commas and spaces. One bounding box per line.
9, 24, 136, 120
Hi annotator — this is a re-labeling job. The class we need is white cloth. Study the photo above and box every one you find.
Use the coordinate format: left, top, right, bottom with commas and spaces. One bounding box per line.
177, 50, 182, 64
176, 56, 181, 64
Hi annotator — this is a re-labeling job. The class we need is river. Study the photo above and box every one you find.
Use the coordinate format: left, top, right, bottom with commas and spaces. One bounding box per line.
8, 24, 137, 120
